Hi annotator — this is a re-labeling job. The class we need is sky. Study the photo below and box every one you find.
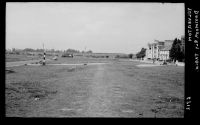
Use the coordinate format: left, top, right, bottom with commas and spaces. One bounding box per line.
6, 2, 184, 54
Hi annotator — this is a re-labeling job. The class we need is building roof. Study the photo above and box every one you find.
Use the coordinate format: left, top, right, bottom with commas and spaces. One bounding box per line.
160, 44, 172, 51
147, 39, 173, 51
164, 40, 173, 42
158, 46, 164, 50
148, 41, 164, 47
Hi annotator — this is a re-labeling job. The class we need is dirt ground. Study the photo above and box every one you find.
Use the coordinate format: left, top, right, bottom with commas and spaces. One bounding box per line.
5, 58, 184, 117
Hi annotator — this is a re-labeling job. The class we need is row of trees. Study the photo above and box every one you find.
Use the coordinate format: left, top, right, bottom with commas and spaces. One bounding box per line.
7, 48, 93, 54
115, 54, 134, 59
64, 49, 80, 53
7, 48, 62, 53
64, 49, 93, 54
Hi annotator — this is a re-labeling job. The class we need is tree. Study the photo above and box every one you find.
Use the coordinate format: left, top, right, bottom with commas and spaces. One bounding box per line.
128, 53, 134, 58
23, 48, 34, 52
86, 50, 93, 53
12, 48, 16, 52
36, 49, 43, 52
170, 38, 184, 62
136, 48, 146, 59
66, 48, 80, 53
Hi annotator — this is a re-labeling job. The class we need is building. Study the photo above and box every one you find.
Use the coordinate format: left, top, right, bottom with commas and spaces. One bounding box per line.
159, 41, 173, 61
145, 40, 165, 60
145, 36, 185, 61
145, 40, 173, 61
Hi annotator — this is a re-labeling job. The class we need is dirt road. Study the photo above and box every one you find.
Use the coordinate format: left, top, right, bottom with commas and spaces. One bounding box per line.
85, 64, 143, 117
6, 60, 184, 117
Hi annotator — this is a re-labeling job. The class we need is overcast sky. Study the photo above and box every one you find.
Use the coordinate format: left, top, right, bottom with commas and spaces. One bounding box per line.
6, 2, 184, 53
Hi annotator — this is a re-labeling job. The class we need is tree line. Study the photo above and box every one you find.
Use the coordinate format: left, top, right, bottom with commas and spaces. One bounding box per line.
6, 48, 93, 54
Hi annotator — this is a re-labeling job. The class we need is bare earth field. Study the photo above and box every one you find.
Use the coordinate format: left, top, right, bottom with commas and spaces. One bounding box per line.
6, 57, 184, 118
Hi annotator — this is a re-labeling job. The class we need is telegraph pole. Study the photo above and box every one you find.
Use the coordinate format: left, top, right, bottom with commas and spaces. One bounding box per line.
43, 43, 46, 65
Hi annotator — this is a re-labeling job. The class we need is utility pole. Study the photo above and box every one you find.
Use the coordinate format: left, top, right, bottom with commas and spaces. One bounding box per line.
43, 43, 46, 65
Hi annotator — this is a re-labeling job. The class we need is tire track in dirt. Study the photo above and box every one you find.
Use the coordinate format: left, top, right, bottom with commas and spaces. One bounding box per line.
85, 62, 158, 117
85, 63, 142, 117
85, 64, 115, 117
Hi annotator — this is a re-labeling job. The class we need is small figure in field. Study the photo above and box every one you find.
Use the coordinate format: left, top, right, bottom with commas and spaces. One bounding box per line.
153, 58, 155, 64
175, 60, 178, 66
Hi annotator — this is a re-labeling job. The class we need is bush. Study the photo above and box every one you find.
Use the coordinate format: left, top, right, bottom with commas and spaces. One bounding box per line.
128, 54, 133, 58
115, 54, 129, 58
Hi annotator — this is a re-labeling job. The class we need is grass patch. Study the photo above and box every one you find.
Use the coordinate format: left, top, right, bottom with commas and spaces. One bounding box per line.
6, 81, 58, 116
